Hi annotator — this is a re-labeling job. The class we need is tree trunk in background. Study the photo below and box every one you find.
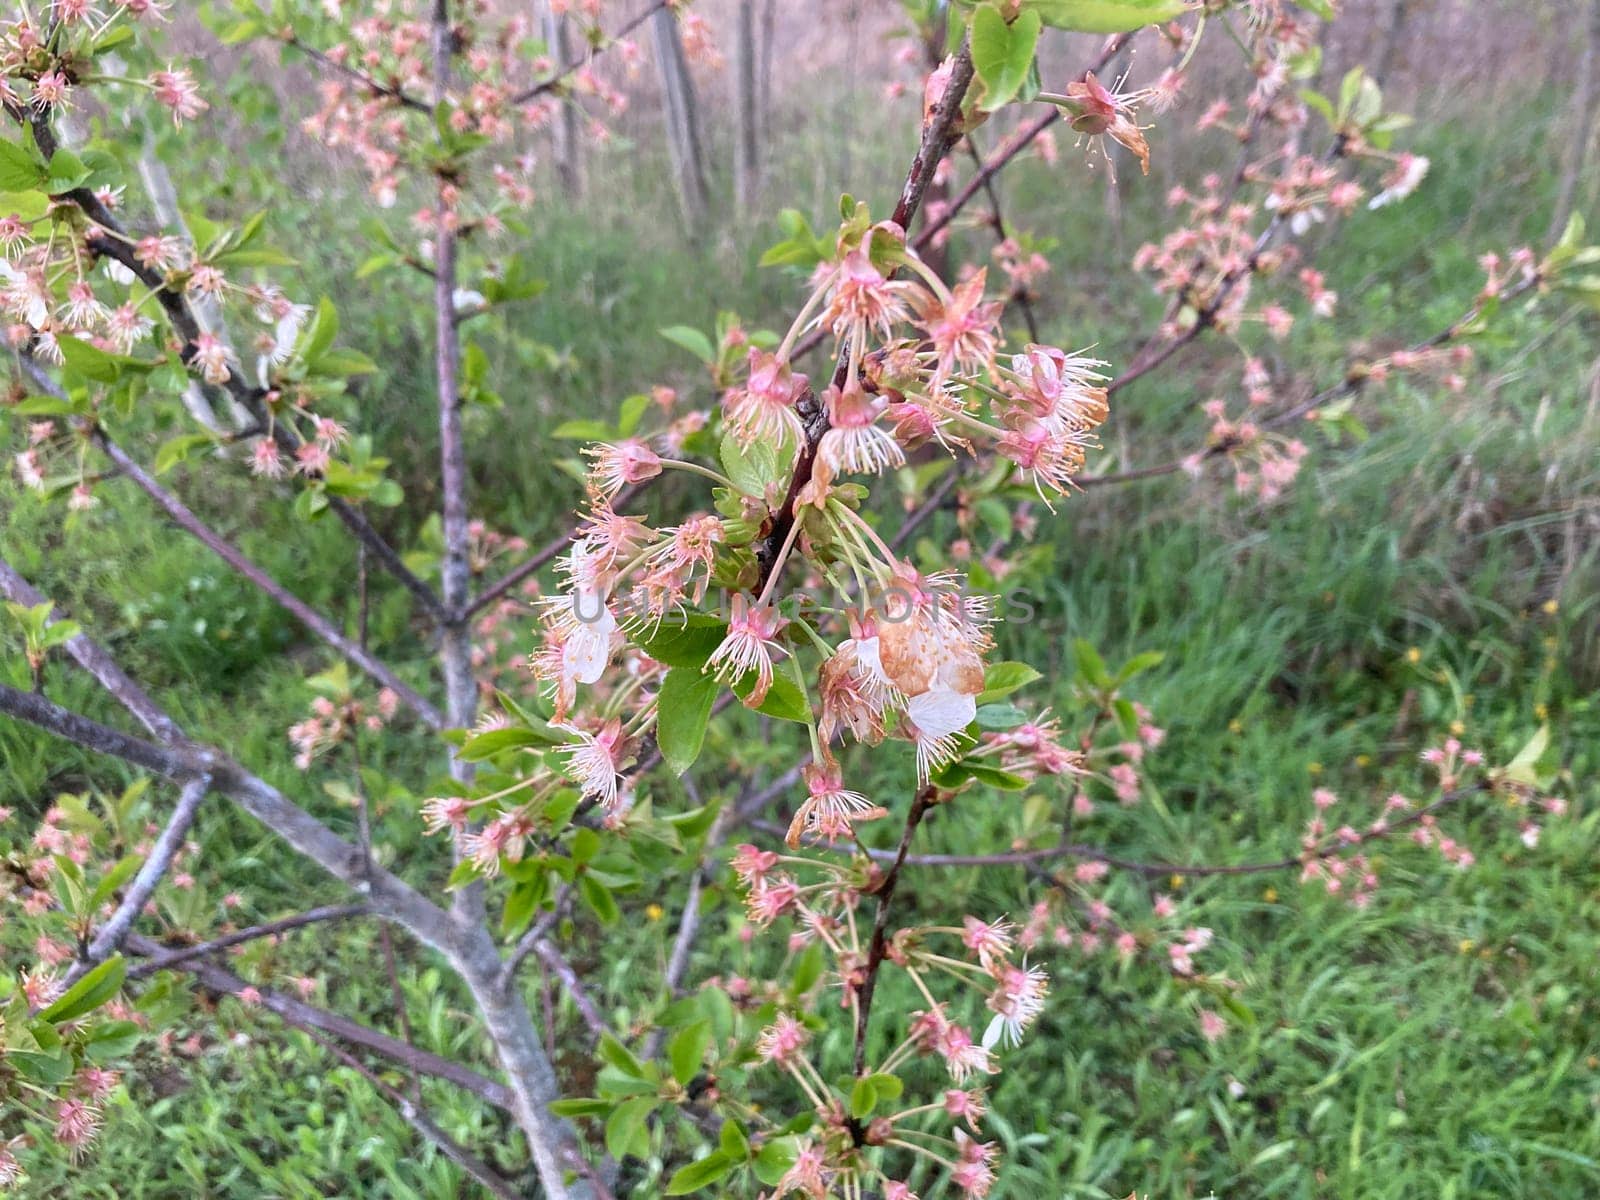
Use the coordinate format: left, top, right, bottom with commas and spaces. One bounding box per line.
651, 8, 709, 230
1372, 0, 1417, 86
544, 1, 582, 197
758, 0, 777, 146
734, 0, 760, 211
1548, 0, 1600, 244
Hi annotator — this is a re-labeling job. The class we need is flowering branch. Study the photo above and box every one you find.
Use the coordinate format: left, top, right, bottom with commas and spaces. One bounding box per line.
8, 113, 448, 623
281, 33, 432, 113
1077, 270, 1542, 490
509, 0, 673, 105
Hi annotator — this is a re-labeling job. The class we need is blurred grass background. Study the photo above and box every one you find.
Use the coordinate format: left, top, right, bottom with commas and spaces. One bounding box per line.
3, 1, 1600, 1196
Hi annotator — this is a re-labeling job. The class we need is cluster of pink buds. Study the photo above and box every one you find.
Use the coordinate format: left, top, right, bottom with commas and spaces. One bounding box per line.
291, 2, 710, 211
288, 686, 401, 769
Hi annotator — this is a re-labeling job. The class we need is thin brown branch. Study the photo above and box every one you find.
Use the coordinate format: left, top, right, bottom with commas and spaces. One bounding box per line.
809, 785, 1484, 876
93, 432, 443, 730
297, 1026, 528, 1200
121, 931, 515, 1111
281, 34, 431, 112
127, 903, 371, 980
510, 0, 672, 104
464, 481, 647, 620
852, 787, 933, 1078
754, 37, 976, 596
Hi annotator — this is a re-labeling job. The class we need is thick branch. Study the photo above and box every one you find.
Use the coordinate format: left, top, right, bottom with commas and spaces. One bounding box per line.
0, 559, 182, 743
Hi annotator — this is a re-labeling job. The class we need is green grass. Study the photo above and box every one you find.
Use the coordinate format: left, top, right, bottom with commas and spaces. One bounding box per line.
3, 54, 1599, 1200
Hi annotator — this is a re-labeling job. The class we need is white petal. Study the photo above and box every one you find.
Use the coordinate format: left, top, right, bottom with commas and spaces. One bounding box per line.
906, 686, 975, 740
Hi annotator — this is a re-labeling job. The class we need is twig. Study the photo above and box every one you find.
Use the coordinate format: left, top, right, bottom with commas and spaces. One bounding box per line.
281, 34, 431, 112
753, 37, 976, 597
127, 903, 372, 979
765, 786, 1482, 877
121, 931, 515, 1111
464, 482, 647, 620
93, 432, 443, 729
298, 1027, 529, 1200
963, 136, 1040, 343
68, 775, 211, 985
510, 0, 672, 104
852, 788, 933, 1078
522, 938, 607, 1043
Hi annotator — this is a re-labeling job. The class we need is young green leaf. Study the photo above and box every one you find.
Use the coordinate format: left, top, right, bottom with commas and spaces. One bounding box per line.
1022, 0, 1188, 32
656, 666, 720, 775
971, 4, 1043, 112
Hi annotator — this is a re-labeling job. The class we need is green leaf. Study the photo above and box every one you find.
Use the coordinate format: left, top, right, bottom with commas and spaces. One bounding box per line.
753, 1137, 800, 1185
86, 1018, 141, 1062
604, 1095, 655, 1161
598, 1030, 645, 1079
720, 432, 794, 499
975, 703, 1027, 730
1115, 650, 1165, 684
154, 433, 217, 475
977, 660, 1042, 704
849, 1076, 878, 1118
457, 725, 563, 761
1502, 724, 1551, 788
628, 615, 729, 668
87, 855, 142, 912
664, 1151, 736, 1195
719, 1118, 752, 1161
550, 419, 616, 441
659, 325, 715, 364
617, 393, 651, 437
500, 879, 544, 939
12, 394, 79, 417
971, 4, 1042, 112
668, 1020, 713, 1086
58, 335, 151, 384
1022, 0, 1188, 33
791, 942, 826, 994
0, 139, 43, 191
865, 1072, 904, 1101
548, 1097, 613, 1117
39, 955, 125, 1024
579, 873, 620, 925
657, 667, 719, 775
1073, 639, 1113, 689
45, 148, 91, 194
735, 669, 811, 723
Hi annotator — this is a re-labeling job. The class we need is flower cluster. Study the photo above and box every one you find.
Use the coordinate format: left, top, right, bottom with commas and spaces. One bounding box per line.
735, 847, 1046, 1197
